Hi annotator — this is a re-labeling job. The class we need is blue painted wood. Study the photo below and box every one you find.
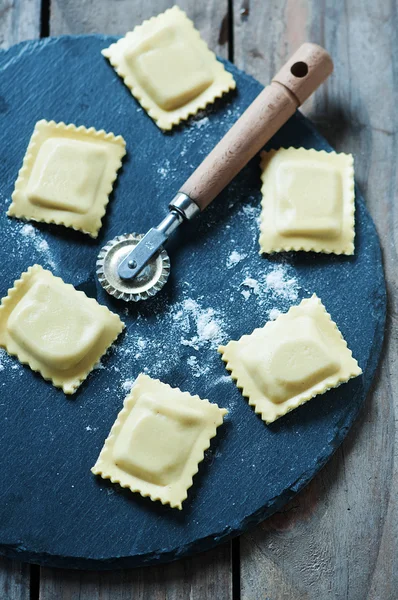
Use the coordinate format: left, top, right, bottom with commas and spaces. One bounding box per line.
0, 36, 386, 569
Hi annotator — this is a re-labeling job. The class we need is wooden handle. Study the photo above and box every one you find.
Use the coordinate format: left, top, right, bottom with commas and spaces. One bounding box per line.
180, 43, 333, 211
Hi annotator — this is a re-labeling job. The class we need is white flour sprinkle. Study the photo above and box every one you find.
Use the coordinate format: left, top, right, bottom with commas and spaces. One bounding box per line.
113, 296, 227, 382
0, 349, 19, 372
93, 360, 105, 370
268, 308, 282, 321
241, 277, 260, 295
179, 298, 226, 349
213, 374, 233, 385
240, 266, 299, 304
38, 239, 49, 251
241, 204, 261, 220
17, 222, 57, 269
193, 116, 209, 129
137, 338, 146, 350
265, 267, 299, 301
121, 379, 135, 393
21, 224, 35, 237
226, 250, 247, 269
187, 355, 210, 378
157, 158, 171, 179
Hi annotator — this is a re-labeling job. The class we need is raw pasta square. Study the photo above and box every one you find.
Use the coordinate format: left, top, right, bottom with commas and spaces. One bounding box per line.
0, 265, 125, 394
259, 148, 355, 255
219, 295, 361, 423
102, 6, 236, 130
92, 373, 227, 509
8, 120, 126, 237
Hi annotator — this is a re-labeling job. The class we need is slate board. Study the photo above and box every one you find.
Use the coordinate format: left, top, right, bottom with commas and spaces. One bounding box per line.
0, 35, 386, 570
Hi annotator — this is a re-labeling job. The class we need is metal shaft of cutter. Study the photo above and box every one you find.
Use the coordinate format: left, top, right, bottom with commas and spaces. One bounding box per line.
118, 193, 199, 280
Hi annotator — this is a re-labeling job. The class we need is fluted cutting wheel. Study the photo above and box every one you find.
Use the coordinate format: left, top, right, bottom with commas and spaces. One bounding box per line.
96, 233, 170, 301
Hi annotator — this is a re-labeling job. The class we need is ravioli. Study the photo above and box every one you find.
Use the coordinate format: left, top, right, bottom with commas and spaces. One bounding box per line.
259, 148, 355, 254
102, 6, 235, 130
219, 295, 361, 423
92, 373, 227, 509
9, 120, 126, 237
0, 265, 125, 394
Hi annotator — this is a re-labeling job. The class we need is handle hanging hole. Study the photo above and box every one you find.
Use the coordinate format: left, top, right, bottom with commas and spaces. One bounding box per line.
290, 61, 308, 77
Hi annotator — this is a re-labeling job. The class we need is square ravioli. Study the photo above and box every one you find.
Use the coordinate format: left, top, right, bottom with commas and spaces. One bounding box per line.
259, 148, 355, 254
92, 374, 227, 509
0, 265, 124, 394
219, 295, 361, 424
8, 120, 126, 237
102, 5, 235, 130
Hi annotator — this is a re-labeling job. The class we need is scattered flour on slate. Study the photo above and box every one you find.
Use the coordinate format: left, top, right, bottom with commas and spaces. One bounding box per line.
213, 374, 233, 386
37, 239, 49, 252
113, 297, 227, 383
0, 349, 22, 383
85, 425, 98, 432
18, 223, 57, 269
121, 379, 136, 393
241, 277, 260, 295
157, 158, 171, 179
92, 360, 105, 370
226, 250, 247, 269
178, 298, 227, 351
268, 308, 282, 321
187, 355, 210, 378
192, 116, 209, 129
137, 338, 147, 350
265, 268, 299, 301
20, 224, 35, 238
241, 203, 262, 223
240, 265, 299, 305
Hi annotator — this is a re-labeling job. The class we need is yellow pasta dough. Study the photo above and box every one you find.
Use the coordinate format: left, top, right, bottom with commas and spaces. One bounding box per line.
219, 295, 361, 423
102, 6, 236, 130
259, 148, 355, 254
0, 265, 125, 394
92, 374, 227, 509
8, 120, 126, 237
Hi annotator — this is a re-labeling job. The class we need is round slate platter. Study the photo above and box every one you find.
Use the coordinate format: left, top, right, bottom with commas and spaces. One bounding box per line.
0, 36, 386, 570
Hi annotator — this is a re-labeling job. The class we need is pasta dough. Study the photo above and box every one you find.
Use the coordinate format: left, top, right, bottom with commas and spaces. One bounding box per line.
102, 6, 236, 130
219, 295, 361, 423
9, 120, 126, 237
0, 265, 125, 394
259, 148, 355, 254
92, 373, 227, 509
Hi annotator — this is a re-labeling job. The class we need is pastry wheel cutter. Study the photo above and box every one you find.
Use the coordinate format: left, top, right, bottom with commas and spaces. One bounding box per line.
97, 43, 333, 302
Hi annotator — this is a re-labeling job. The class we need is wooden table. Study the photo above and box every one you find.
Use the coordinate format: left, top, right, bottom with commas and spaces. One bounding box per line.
0, 1, 396, 598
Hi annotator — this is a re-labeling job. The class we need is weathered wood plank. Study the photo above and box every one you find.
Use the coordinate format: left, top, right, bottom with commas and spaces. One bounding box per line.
0, 0, 41, 49
39, 544, 232, 600
40, 1, 233, 597
0, 557, 31, 600
49, 0, 230, 58
235, 1, 397, 598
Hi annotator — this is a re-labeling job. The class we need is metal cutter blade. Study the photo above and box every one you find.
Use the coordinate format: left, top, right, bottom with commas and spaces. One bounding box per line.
97, 194, 198, 302
96, 233, 170, 302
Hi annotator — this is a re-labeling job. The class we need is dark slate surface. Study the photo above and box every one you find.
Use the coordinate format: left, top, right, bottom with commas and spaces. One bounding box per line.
0, 36, 386, 570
